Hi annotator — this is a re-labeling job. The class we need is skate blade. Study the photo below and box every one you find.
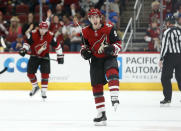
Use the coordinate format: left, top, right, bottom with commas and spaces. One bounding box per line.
160, 103, 170, 107
42, 98, 46, 102
95, 121, 107, 126
41, 95, 47, 101
114, 103, 119, 111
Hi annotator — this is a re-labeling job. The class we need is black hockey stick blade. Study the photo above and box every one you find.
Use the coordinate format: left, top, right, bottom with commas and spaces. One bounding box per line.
0, 67, 8, 74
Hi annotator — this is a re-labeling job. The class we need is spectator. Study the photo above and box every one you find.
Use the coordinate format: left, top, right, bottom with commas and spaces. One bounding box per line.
69, 3, 84, 19
22, 13, 38, 35
70, 3, 77, 17
176, 14, 181, 28
174, 5, 181, 19
49, 15, 64, 50
6, 16, 22, 47
0, 11, 8, 38
95, 0, 106, 9
109, 0, 120, 28
63, 0, 79, 17
0, 0, 9, 13
40, 0, 60, 11
149, 1, 160, 25
80, 0, 97, 12
110, 0, 120, 16
55, 4, 64, 21
101, 4, 118, 26
68, 17, 82, 52
172, 0, 180, 13
144, 19, 160, 51
9, 34, 24, 52
163, 0, 172, 18
62, 15, 72, 51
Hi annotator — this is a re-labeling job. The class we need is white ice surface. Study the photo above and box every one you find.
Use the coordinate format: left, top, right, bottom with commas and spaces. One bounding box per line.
0, 90, 181, 131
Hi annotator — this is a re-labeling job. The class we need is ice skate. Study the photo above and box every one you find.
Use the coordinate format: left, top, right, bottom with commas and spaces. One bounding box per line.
29, 86, 40, 96
111, 96, 119, 111
93, 111, 107, 126
41, 88, 47, 100
160, 99, 171, 107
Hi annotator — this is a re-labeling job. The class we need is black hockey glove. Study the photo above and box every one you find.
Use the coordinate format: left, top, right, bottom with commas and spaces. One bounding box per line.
19, 48, 27, 57
80, 48, 92, 60
57, 54, 64, 64
104, 45, 115, 56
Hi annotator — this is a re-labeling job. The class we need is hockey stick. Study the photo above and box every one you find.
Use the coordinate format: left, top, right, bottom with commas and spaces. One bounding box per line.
0, 67, 8, 74
26, 52, 57, 62
73, 17, 91, 64
73, 17, 86, 46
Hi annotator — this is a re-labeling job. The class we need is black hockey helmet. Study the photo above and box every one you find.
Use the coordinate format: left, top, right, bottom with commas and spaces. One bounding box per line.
165, 14, 175, 24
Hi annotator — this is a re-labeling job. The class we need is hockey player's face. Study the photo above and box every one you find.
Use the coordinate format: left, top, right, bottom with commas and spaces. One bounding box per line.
39, 28, 48, 35
89, 15, 101, 28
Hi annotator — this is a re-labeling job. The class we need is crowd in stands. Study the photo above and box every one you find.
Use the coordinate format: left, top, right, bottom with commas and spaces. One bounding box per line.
144, 0, 181, 52
0, 0, 125, 53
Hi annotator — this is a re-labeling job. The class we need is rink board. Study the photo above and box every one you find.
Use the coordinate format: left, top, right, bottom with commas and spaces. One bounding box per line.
0, 53, 179, 90
0, 82, 179, 90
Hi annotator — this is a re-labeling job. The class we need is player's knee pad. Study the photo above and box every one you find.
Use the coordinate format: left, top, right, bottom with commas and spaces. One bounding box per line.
27, 73, 35, 79
27, 73, 37, 83
41, 73, 49, 85
92, 84, 104, 97
106, 68, 119, 91
41, 73, 49, 79
106, 68, 119, 82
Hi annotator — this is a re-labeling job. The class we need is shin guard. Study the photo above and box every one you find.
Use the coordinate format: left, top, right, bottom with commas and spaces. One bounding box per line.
27, 73, 38, 88
92, 84, 105, 112
41, 73, 49, 89
106, 68, 119, 96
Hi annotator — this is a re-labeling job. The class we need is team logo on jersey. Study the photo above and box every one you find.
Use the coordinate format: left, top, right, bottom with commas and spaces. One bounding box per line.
92, 34, 106, 49
92, 34, 108, 53
35, 41, 47, 55
98, 36, 108, 54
